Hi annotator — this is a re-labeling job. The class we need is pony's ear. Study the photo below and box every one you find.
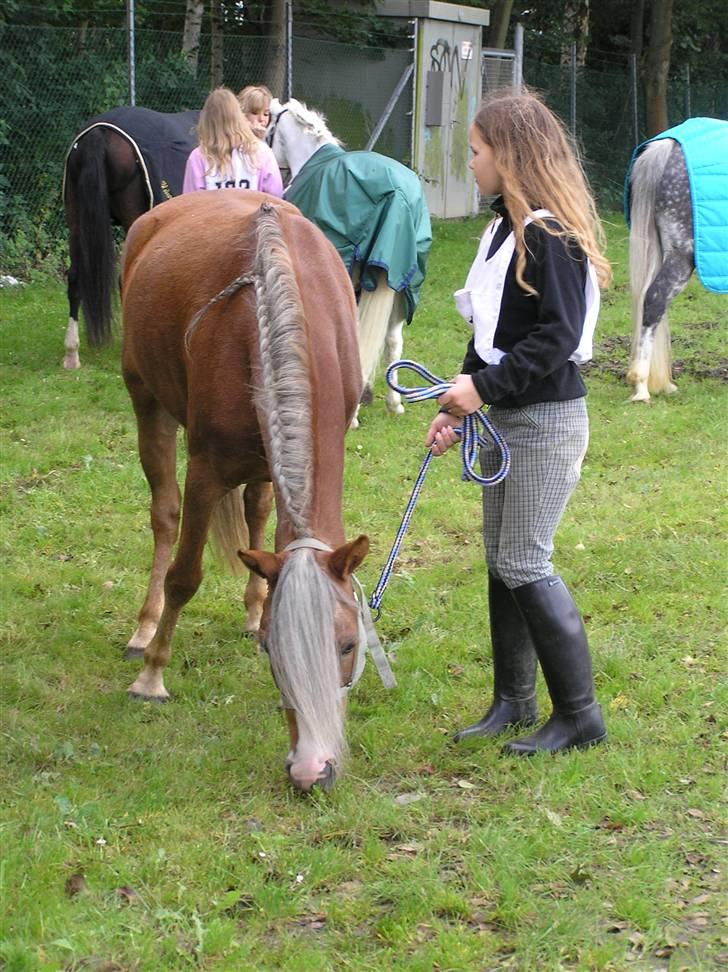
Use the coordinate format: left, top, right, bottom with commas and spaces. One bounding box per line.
328, 535, 369, 580
238, 549, 282, 583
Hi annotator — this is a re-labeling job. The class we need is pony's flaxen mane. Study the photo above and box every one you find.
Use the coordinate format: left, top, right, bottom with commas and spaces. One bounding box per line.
254, 203, 313, 537
283, 98, 341, 147
268, 550, 347, 769
253, 202, 346, 768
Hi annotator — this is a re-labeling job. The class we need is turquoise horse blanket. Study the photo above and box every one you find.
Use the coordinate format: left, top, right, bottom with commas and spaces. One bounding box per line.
284, 144, 432, 322
625, 117, 728, 293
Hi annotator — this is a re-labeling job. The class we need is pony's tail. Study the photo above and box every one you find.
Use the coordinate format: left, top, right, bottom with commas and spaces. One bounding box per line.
209, 487, 249, 575
356, 268, 400, 386
252, 202, 313, 537
628, 140, 674, 395
74, 129, 115, 345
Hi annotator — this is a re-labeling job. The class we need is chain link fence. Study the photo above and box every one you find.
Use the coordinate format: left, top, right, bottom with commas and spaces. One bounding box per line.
0, 23, 413, 276
1, 22, 725, 275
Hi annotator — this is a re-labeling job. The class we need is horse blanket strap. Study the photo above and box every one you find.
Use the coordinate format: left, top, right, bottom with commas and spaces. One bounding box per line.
283, 143, 432, 323
281, 537, 396, 692
625, 117, 728, 293
368, 360, 510, 618
63, 106, 199, 208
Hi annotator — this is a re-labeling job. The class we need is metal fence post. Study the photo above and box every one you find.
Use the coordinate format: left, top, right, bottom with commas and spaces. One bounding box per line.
514, 22, 523, 92
629, 53, 639, 146
286, 0, 293, 102
127, 0, 136, 106
684, 62, 692, 119
569, 41, 576, 135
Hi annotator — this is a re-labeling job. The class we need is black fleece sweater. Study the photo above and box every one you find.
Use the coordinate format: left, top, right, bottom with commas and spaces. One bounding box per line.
462, 197, 590, 408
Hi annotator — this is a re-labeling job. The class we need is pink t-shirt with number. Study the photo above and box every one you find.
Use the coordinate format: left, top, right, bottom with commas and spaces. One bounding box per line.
182, 141, 283, 197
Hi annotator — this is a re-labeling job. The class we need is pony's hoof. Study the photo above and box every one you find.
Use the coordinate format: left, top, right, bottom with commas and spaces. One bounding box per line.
63, 354, 81, 370
388, 403, 405, 416
124, 645, 145, 661
629, 393, 651, 403
128, 690, 170, 704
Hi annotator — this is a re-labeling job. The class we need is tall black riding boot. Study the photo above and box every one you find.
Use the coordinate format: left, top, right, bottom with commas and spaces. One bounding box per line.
503, 576, 607, 755
454, 576, 538, 741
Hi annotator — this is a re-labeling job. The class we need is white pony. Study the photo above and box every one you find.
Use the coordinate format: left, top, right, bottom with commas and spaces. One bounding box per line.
268, 98, 432, 425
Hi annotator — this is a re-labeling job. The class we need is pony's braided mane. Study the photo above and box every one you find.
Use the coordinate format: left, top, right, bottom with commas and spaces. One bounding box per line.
254, 202, 313, 537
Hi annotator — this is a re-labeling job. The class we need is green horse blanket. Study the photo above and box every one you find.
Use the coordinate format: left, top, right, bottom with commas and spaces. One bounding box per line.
284, 144, 431, 322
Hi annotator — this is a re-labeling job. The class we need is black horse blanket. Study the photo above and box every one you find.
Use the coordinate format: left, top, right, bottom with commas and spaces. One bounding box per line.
64, 106, 199, 208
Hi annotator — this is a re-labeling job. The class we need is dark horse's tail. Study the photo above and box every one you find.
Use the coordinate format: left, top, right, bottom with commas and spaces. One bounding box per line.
66, 128, 116, 345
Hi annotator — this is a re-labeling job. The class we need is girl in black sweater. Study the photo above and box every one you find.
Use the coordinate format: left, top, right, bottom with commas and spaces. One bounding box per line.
427, 89, 612, 755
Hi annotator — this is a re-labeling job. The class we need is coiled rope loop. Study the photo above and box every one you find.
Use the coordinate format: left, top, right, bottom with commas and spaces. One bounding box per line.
368, 360, 510, 618
385, 360, 511, 487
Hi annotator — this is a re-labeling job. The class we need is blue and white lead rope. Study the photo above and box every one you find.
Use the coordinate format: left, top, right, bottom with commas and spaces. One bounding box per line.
368, 360, 511, 619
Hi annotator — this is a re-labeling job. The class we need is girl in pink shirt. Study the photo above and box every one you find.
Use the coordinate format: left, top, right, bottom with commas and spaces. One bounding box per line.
183, 87, 283, 197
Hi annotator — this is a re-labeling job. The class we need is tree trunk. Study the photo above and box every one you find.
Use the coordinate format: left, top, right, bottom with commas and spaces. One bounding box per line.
211, 0, 223, 88
262, 0, 288, 98
487, 0, 513, 50
182, 0, 205, 75
560, 0, 590, 68
643, 0, 673, 136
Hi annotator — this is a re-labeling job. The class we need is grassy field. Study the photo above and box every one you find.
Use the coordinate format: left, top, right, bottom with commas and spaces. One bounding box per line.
1, 216, 726, 972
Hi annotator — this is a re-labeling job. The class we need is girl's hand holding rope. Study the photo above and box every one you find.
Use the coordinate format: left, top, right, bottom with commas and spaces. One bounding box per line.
426, 412, 460, 456
436, 373, 484, 417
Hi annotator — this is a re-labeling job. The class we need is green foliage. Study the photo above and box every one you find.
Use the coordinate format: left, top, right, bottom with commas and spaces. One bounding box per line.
1, 217, 726, 970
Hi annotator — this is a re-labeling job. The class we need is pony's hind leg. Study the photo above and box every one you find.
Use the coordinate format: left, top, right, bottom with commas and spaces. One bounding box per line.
628, 250, 693, 401
354, 267, 398, 426
128, 456, 226, 701
243, 481, 274, 633
384, 293, 407, 416
64, 219, 82, 370
126, 392, 181, 659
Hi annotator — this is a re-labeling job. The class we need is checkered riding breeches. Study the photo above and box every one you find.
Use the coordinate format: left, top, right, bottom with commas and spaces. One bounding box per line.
479, 398, 589, 589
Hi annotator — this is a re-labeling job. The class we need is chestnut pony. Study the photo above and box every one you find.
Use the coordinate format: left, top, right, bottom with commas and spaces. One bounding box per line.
121, 191, 367, 792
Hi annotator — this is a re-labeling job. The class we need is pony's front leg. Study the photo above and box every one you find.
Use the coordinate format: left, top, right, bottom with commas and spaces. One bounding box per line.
128, 458, 222, 701
242, 480, 274, 633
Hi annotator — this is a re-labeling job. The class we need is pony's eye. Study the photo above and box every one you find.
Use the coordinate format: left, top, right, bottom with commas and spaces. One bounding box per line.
340, 642, 355, 657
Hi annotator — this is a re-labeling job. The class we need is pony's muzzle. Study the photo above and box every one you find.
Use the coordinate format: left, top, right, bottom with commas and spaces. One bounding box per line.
286, 758, 336, 793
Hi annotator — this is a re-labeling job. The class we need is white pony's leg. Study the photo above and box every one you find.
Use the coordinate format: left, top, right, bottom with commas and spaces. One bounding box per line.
63, 316, 81, 370
628, 327, 655, 402
356, 268, 396, 424
384, 293, 407, 415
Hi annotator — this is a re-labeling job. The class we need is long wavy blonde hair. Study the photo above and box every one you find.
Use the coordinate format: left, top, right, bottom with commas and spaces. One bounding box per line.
197, 87, 259, 177
473, 88, 612, 293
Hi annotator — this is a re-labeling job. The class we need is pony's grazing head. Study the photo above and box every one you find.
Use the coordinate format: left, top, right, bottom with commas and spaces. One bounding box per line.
240, 536, 369, 792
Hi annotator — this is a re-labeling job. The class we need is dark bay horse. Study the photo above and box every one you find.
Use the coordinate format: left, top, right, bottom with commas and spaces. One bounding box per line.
626, 118, 728, 401
121, 191, 367, 792
62, 106, 198, 369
